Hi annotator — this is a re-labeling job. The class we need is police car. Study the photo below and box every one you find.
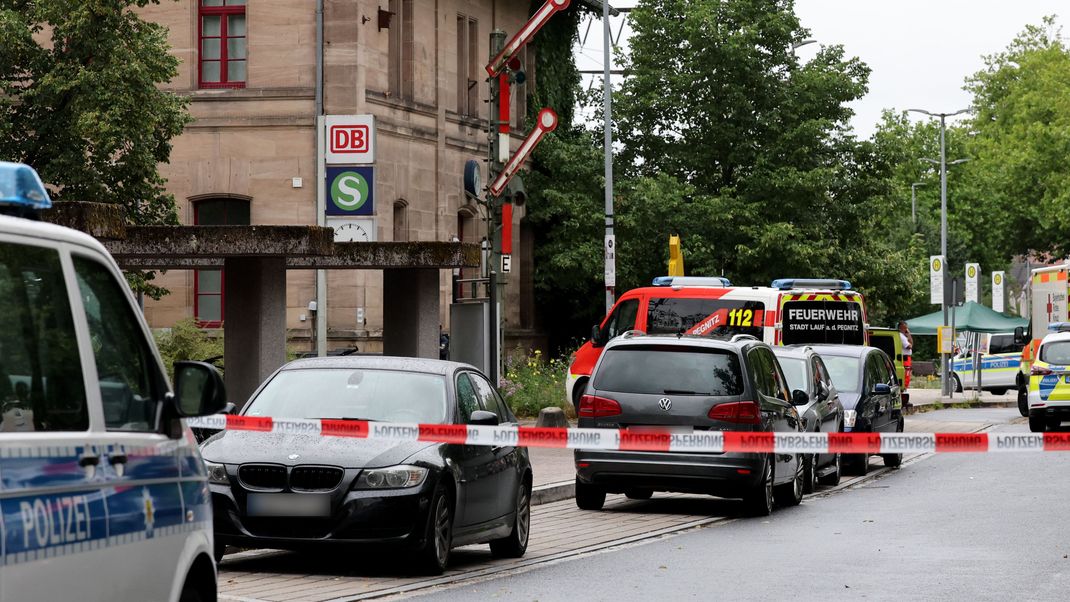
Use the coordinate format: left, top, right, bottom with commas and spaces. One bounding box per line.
0, 162, 227, 601
1026, 323, 1070, 433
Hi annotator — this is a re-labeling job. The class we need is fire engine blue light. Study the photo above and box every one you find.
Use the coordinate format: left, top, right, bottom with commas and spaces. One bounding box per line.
771, 278, 852, 290
652, 276, 732, 287
0, 162, 52, 210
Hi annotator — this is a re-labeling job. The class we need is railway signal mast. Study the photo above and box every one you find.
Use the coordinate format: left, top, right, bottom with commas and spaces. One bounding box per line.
480, 0, 569, 385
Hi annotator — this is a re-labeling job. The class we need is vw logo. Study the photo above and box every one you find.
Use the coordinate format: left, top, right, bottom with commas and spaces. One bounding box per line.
658, 398, 672, 411
288, 454, 300, 460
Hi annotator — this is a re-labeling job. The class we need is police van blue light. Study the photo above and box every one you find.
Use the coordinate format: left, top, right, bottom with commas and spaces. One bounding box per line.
0, 161, 52, 210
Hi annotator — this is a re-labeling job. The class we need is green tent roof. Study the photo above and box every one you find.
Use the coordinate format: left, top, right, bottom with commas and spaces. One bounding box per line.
904, 301, 1028, 335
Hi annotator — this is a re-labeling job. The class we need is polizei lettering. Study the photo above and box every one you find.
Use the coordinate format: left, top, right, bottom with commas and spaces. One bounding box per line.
20, 496, 92, 550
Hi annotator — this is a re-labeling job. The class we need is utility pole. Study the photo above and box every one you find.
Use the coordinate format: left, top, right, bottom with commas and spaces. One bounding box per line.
910, 107, 970, 397
601, 0, 615, 312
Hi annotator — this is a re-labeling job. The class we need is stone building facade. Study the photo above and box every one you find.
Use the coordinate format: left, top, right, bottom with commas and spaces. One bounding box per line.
142, 0, 540, 353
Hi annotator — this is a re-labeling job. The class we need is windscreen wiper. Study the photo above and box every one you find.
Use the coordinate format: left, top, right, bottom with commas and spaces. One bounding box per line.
662, 389, 712, 395
317, 417, 377, 421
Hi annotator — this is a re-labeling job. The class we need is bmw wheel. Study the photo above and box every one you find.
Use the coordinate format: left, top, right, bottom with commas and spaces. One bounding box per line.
490, 479, 531, 558
743, 456, 775, 516
774, 455, 804, 507
1018, 385, 1029, 417
417, 486, 453, 575
952, 374, 963, 393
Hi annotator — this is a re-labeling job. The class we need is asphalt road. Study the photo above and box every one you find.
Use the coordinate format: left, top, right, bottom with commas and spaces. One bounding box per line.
416, 409, 1070, 601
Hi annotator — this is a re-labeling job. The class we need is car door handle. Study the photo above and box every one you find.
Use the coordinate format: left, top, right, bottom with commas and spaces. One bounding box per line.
78, 453, 100, 467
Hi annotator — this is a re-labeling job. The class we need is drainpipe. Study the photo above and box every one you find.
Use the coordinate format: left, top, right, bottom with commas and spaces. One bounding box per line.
314, 0, 327, 356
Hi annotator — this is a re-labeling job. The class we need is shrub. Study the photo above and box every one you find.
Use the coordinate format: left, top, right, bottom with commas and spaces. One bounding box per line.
153, 319, 224, 380
500, 349, 576, 420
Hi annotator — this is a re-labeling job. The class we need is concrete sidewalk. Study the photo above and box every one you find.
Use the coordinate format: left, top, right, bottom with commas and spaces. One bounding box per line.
525, 404, 1021, 506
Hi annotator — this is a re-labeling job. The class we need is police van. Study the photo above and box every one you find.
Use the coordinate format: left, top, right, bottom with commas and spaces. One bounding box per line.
566, 277, 869, 407
0, 162, 227, 601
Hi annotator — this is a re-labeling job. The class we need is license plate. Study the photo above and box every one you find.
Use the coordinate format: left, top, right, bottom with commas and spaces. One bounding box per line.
247, 493, 330, 517
627, 425, 693, 435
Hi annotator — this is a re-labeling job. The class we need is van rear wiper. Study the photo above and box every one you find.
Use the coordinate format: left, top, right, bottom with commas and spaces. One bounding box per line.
662, 389, 711, 395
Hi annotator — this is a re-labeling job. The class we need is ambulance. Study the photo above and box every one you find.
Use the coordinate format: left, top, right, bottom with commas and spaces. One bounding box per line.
565, 277, 868, 407
1015, 263, 1069, 416
0, 162, 227, 601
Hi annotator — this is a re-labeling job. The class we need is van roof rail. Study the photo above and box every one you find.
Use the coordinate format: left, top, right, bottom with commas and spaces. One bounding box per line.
652, 276, 732, 288
771, 278, 852, 291
730, 334, 758, 343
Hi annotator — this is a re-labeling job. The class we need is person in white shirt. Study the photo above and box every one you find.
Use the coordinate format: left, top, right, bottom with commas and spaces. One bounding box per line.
898, 320, 914, 388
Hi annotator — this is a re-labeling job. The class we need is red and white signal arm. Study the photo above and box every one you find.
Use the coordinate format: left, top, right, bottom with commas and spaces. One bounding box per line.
325, 115, 375, 165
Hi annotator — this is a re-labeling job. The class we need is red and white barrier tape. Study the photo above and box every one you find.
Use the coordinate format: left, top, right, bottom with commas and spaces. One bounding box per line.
186, 415, 1070, 454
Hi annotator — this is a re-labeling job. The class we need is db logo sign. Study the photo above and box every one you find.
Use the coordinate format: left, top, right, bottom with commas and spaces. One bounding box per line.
325, 115, 375, 164
331, 125, 369, 154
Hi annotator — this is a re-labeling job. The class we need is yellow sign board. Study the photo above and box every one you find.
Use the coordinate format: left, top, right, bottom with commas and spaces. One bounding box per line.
937, 325, 955, 354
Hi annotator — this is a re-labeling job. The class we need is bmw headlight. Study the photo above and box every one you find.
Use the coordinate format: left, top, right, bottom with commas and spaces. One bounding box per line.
843, 410, 857, 429
204, 461, 229, 485
354, 465, 428, 490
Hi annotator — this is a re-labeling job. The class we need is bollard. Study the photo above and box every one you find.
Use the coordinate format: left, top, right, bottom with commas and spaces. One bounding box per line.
536, 407, 568, 428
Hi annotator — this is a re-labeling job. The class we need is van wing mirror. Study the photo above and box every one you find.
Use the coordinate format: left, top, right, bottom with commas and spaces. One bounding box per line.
172, 361, 228, 417
791, 389, 810, 406
591, 324, 605, 347
1014, 326, 1026, 346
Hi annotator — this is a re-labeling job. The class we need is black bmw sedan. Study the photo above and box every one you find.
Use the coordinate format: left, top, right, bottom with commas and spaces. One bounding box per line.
201, 357, 532, 574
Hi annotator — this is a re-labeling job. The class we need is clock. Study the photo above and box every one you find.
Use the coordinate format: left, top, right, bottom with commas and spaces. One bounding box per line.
327, 217, 376, 242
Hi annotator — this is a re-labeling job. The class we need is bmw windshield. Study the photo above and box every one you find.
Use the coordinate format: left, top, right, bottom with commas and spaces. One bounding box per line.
245, 368, 448, 424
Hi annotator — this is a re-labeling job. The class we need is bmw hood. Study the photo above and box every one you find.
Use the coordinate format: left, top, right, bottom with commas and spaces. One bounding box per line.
838, 392, 861, 412
200, 430, 436, 468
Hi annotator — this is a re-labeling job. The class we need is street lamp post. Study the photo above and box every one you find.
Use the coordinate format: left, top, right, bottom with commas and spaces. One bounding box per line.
909, 107, 970, 397
910, 182, 926, 225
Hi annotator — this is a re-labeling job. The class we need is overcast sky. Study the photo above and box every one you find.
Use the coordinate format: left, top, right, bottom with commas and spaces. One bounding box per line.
574, 1, 1066, 138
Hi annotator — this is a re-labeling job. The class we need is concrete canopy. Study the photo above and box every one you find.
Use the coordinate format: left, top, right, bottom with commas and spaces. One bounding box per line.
44, 206, 480, 406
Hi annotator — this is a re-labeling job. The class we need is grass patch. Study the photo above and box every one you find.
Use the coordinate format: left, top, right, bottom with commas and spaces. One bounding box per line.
500, 350, 576, 420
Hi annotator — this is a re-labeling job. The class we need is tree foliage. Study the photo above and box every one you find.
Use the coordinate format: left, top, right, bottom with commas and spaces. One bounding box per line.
0, 0, 190, 225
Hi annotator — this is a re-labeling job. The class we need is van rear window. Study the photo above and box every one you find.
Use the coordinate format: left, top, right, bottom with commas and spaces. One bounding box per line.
646, 297, 765, 339
593, 346, 744, 396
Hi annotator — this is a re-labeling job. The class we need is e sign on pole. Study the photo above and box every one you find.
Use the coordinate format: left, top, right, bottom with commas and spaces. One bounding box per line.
965, 263, 979, 304
930, 256, 944, 305
992, 271, 1005, 313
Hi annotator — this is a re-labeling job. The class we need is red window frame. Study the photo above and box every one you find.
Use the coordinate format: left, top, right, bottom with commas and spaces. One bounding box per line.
198, 1, 247, 89
193, 199, 248, 328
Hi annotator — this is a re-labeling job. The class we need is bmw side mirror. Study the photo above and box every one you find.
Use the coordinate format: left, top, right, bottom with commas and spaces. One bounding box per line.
468, 410, 500, 426
873, 383, 892, 395
791, 389, 809, 406
172, 361, 228, 417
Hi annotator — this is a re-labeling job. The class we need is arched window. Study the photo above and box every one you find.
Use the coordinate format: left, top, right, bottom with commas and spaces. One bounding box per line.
193, 197, 250, 327
393, 199, 409, 242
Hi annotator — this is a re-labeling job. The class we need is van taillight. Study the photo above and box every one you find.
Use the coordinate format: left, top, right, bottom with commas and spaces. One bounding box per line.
708, 401, 761, 424
579, 395, 622, 418
1032, 365, 1053, 376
